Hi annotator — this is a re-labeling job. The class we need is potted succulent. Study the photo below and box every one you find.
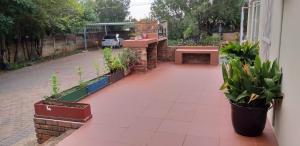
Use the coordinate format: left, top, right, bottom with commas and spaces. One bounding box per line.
220, 57, 283, 136
103, 48, 125, 83
34, 74, 92, 122
86, 62, 109, 94
118, 48, 138, 76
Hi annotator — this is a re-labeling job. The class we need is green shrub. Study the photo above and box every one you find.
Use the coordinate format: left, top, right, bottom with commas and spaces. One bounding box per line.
93, 62, 100, 77
118, 48, 138, 70
221, 41, 259, 65
200, 34, 221, 46
103, 47, 125, 73
77, 67, 86, 87
103, 47, 113, 72
220, 57, 282, 107
110, 57, 124, 72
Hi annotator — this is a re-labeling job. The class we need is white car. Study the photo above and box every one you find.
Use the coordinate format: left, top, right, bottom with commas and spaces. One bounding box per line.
102, 35, 123, 48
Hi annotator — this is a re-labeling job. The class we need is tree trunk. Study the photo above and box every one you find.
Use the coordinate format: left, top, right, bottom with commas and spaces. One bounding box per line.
22, 37, 28, 60
6, 39, 10, 63
14, 34, 21, 63
0, 37, 5, 68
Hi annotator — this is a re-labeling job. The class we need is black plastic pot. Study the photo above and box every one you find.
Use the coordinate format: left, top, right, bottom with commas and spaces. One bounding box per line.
109, 70, 124, 84
230, 101, 269, 137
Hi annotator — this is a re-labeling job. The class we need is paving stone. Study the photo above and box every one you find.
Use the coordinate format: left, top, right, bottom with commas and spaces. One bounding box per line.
0, 49, 120, 145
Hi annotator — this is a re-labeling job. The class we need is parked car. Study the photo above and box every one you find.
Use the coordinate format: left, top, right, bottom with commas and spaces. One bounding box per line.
102, 34, 123, 48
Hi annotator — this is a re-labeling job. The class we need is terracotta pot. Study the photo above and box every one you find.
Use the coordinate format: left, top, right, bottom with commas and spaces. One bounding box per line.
34, 100, 92, 122
230, 101, 269, 137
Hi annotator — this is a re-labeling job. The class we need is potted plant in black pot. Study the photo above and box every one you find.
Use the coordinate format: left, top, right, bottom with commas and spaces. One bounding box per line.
220, 57, 283, 136
103, 47, 125, 84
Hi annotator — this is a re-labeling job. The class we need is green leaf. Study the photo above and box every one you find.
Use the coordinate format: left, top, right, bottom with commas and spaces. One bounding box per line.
236, 90, 249, 101
254, 56, 261, 73
264, 78, 275, 87
222, 63, 228, 82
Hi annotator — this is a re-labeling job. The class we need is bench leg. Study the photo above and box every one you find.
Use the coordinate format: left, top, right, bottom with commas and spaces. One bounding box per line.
175, 52, 182, 64
210, 52, 219, 65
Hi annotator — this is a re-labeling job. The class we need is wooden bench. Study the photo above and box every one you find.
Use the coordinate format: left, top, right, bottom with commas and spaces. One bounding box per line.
175, 48, 219, 65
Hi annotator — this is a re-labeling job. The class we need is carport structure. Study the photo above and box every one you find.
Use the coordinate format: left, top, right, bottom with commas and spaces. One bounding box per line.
83, 22, 135, 49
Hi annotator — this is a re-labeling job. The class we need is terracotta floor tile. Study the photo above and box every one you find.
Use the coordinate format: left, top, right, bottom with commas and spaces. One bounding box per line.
147, 132, 185, 146
90, 114, 136, 128
129, 117, 163, 131
139, 101, 173, 119
183, 135, 219, 146
57, 63, 277, 146
188, 122, 220, 138
165, 103, 198, 122
255, 129, 278, 146
119, 128, 154, 146
219, 138, 256, 146
158, 120, 191, 134
219, 126, 257, 146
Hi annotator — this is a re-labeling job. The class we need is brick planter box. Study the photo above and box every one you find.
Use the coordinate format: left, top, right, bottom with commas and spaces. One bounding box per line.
34, 100, 92, 122
86, 75, 109, 94
34, 118, 84, 144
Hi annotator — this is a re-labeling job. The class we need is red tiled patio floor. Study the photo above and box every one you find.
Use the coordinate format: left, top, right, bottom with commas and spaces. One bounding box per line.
58, 63, 278, 146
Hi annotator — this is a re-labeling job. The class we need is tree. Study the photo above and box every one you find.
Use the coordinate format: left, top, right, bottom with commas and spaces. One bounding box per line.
95, 0, 130, 22
0, 0, 89, 67
150, 0, 186, 39
38, 0, 85, 35
151, 0, 244, 39
82, 0, 97, 22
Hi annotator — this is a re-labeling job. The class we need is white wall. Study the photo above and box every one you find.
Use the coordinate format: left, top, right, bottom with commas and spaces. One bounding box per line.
271, 0, 300, 145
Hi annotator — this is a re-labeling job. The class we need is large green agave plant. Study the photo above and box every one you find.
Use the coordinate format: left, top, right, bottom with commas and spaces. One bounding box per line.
221, 41, 259, 65
220, 57, 283, 107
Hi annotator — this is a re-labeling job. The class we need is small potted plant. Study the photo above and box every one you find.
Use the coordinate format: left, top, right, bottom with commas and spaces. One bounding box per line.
103, 48, 125, 83
34, 74, 92, 122
86, 62, 109, 94
220, 57, 283, 136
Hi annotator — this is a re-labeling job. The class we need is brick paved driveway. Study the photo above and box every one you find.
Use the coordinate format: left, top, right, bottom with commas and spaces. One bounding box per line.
0, 49, 117, 145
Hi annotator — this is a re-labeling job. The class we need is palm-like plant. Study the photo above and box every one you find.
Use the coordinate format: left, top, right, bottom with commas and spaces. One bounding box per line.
220, 57, 282, 107
221, 41, 259, 65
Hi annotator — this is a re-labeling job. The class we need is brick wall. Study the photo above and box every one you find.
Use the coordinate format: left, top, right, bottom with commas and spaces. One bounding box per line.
135, 20, 158, 35
34, 118, 83, 144
147, 43, 158, 70
131, 48, 147, 72
158, 44, 176, 61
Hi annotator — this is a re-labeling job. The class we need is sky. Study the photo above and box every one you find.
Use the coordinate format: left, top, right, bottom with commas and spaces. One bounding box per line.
129, 0, 154, 20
